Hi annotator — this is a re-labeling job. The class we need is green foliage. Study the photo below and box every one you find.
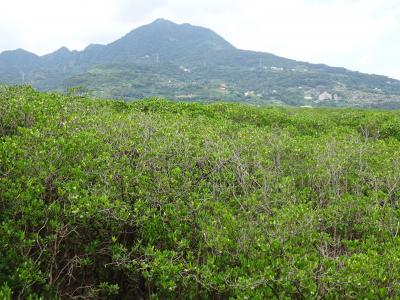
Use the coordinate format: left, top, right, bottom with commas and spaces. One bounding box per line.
0, 284, 12, 300
1, 86, 400, 298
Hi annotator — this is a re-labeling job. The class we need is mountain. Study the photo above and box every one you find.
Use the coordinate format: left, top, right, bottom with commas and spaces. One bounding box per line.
1, 18, 400, 108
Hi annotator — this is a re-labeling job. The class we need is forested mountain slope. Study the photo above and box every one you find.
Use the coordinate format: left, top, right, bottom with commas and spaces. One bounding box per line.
1, 19, 400, 108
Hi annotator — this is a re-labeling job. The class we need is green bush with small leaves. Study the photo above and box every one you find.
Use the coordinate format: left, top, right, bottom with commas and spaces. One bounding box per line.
1, 85, 400, 299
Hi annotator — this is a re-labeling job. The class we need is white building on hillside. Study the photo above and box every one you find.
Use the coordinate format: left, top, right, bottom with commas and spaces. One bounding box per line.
318, 91, 333, 101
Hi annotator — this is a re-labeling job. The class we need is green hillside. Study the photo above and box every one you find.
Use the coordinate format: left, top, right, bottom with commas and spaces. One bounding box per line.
1, 19, 400, 108
2, 86, 400, 298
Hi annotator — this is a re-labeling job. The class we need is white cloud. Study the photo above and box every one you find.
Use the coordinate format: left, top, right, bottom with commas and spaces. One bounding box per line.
0, 0, 399, 79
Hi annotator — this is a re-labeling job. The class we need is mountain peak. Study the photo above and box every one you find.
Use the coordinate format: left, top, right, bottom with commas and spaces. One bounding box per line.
42, 46, 73, 62
0, 48, 39, 63
53, 46, 70, 54
0, 48, 38, 57
58, 46, 70, 51
107, 19, 235, 61
151, 18, 177, 25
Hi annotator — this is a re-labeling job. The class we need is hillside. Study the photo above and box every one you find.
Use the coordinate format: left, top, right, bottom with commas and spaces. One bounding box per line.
2, 86, 400, 298
1, 19, 400, 108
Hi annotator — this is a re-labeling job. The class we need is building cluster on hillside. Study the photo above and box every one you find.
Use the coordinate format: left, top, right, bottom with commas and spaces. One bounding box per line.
316, 91, 341, 102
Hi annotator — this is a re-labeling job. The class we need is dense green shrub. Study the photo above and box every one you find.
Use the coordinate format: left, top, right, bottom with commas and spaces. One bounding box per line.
1, 86, 400, 298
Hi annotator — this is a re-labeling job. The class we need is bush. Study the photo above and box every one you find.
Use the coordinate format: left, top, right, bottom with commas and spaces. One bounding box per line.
1, 86, 400, 298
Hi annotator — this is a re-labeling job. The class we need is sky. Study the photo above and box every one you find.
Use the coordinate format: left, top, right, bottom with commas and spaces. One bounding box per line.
1, 0, 400, 79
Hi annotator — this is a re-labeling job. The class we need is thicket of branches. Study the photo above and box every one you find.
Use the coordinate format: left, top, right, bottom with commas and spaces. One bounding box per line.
1, 86, 400, 299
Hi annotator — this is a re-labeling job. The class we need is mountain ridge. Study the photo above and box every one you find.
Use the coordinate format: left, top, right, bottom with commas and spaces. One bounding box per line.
1, 19, 400, 108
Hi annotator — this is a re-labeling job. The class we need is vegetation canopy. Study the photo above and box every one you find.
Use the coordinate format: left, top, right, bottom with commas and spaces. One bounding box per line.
1, 86, 400, 299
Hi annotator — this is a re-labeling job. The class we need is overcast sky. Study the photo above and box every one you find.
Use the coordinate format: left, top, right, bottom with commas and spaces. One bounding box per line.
1, 0, 400, 79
